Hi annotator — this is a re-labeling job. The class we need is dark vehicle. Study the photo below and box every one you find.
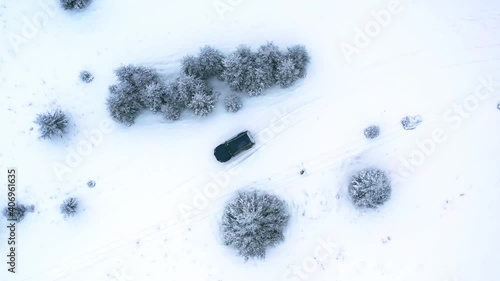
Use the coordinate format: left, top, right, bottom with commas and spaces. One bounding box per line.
214, 131, 255, 162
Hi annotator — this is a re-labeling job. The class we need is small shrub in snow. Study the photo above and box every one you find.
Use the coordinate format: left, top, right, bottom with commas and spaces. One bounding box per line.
348, 169, 391, 209
61, 0, 92, 10
221, 190, 290, 260
160, 103, 181, 121
497, 102, 500, 110
182, 46, 226, 80
2, 204, 33, 222
401, 115, 423, 130
364, 125, 380, 139
34, 109, 69, 139
87, 180, 96, 188
80, 71, 94, 83
107, 82, 144, 126
60, 197, 79, 217
224, 94, 243, 113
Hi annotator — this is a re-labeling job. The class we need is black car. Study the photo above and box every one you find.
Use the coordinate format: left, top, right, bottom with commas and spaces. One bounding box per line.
214, 131, 255, 162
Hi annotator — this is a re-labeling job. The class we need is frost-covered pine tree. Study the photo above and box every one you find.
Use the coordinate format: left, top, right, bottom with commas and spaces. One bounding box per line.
174, 75, 213, 108
220, 190, 290, 260
276, 57, 299, 88
222, 45, 257, 94
224, 94, 243, 113
197, 46, 226, 80
107, 82, 144, 126
60, 0, 92, 10
188, 90, 219, 117
348, 169, 391, 209
2, 204, 31, 222
364, 125, 380, 139
60, 197, 79, 217
255, 42, 283, 85
141, 82, 169, 112
114, 65, 161, 90
182, 46, 226, 80
286, 45, 310, 79
181, 55, 201, 79
34, 109, 69, 139
160, 103, 181, 121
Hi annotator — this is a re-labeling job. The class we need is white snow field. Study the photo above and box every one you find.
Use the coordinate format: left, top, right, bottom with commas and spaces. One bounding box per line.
1, 0, 500, 280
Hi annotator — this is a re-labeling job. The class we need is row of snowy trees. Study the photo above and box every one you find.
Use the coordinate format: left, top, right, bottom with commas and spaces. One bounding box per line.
106, 43, 310, 126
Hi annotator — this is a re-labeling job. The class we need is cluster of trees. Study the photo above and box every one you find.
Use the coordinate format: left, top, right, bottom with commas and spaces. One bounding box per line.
221, 169, 391, 260
2, 197, 81, 222
106, 43, 310, 126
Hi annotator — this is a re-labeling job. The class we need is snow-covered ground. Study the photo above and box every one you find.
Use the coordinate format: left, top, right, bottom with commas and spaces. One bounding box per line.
1, 0, 500, 280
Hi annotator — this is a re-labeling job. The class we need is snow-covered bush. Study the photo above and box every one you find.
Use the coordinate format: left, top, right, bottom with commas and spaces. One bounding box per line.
401, 115, 423, 130
141, 82, 169, 112
348, 169, 391, 209
87, 180, 96, 188
174, 75, 216, 110
2, 204, 33, 222
276, 45, 310, 88
221, 190, 290, 260
34, 109, 69, 139
188, 90, 219, 117
160, 103, 181, 121
364, 125, 380, 139
80, 70, 94, 83
107, 82, 144, 126
61, 0, 92, 10
60, 197, 79, 217
182, 46, 226, 80
224, 94, 243, 112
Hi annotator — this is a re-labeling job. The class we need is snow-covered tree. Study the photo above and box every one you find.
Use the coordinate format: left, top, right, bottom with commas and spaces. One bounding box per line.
348, 169, 391, 209
364, 125, 380, 139
174, 75, 213, 108
224, 94, 243, 113
276, 45, 311, 88
114, 65, 161, 90
197, 46, 226, 80
107, 82, 144, 126
255, 42, 283, 85
222, 45, 257, 94
160, 103, 181, 121
141, 82, 169, 112
60, 0, 92, 10
182, 46, 226, 80
2, 204, 33, 222
286, 45, 310, 79
276, 57, 299, 88
80, 70, 94, 83
34, 109, 69, 139
60, 197, 79, 217
188, 90, 219, 117
401, 115, 423, 130
221, 190, 290, 260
